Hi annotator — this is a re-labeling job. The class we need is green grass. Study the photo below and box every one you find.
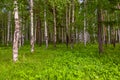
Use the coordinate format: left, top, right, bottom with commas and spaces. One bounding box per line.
0, 44, 120, 80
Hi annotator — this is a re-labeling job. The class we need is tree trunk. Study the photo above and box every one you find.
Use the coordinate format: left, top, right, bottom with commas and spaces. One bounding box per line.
116, 30, 118, 42
111, 29, 116, 47
13, 0, 20, 62
22, 23, 24, 46
36, 17, 42, 46
62, 27, 64, 43
108, 25, 111, 44
84, 0, 87, 47
7, 11, 11, 46
76, 28, 78, 43
97, 8, 103, 54
10, 21, 13, 43
30, 0, 34, 52
66, 4, 69, 48
53, 4, 57, 48
4, 17, 7, 45
2, 16, 4, 45
44, 2, 48, 48
19, 18, 22, 48
71, 0, 75, 49
118, 29, 120, 43
103, 26, 107, 46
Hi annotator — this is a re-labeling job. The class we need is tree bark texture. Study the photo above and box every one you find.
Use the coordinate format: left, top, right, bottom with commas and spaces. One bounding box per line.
66, 4, 69, 48
44, 2, 48, 48
53, 4, 57, 48
71, 0, 75, 49
30, 0, 34, 52
97, 8, 103, 53
13, 0, 20, 62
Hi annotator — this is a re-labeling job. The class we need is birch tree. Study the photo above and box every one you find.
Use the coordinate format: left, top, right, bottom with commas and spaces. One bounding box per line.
13, 0, 20, 62
44, 0, 48, 48
30, 0, 34, 52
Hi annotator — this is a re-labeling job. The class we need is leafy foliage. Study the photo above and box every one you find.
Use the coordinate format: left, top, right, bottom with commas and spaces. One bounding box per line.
0, 44, 120, 80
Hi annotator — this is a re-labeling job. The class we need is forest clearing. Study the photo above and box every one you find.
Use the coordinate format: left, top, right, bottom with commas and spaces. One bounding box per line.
0, 0, 120, 80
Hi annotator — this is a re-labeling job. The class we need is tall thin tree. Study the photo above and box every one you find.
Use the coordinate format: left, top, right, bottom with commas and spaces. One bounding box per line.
13, 0, 20, 62
84, 0, 87, 47
44, 1, 48, 48
71, 0, 75, 49
66, 4, 69, 48
30, 0, 34, 52
7, 11, 11, 46
53, 3, 57, 48
97, 8, 103, 53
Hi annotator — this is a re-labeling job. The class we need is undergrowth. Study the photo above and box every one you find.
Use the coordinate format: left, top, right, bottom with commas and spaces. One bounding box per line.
0, 44, 120, 80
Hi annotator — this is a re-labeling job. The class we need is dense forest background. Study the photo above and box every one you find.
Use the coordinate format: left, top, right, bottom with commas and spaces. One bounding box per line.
0, 0, 120, 79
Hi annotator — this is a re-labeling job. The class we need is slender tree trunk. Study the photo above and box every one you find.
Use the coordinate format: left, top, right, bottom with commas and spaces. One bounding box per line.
4, 17, 7, 45
58, 27, 61, 42
13, 0, 20, 62
53, 4, 57, 47
76, 28, 78, 43
66, 4, 69, 48
34, 21, 37, 43
111, 28, 116, 47
107, 13, 111, 44
116, 30, 118, 42
71, 0, 75, 49
41, 30, 44, 43
22, 23, 24, 46
26, 20, 29, 41
103, 26, 107, 46
68, 3, 71, 43
37, 17, 42, 46
21, 15, 24, 46
2, 16, 4, 45
7, 11, 11, 46
19, 18, 22, 48
30, 0, 34, 52
84, 0, 87, 47
10, 21, 13, 43
34, 14, 37, 43
97, 8, 103, 54
62, 27, 64, 43
44, 3, 48, 48
108, 25, 110, 44
118, 29, 120, 43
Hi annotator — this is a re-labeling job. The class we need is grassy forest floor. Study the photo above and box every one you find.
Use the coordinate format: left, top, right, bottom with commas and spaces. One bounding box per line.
0, 43, 120, 80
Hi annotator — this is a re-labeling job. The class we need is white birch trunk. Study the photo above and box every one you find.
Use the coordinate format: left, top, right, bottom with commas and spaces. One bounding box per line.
44, 4, 48, 48
30, 0, 34, 52
13, 0, 20, 62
